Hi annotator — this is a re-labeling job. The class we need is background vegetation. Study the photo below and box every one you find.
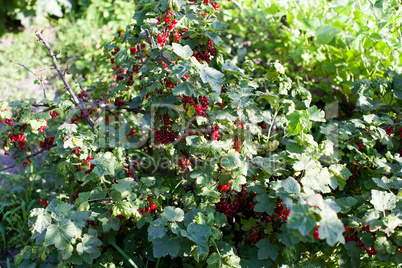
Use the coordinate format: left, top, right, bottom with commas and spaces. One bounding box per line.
0, 0, 401, 267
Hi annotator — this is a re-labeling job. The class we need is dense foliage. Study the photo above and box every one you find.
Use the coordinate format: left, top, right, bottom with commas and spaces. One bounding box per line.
0, 0, 401, 267
220, 0, 402, 115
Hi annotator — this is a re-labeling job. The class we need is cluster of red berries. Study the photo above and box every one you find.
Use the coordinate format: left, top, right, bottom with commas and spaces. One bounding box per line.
115, 68, 134, 86
217, 181, 231, 191
76, 155, 96, 174
50, 110, 59, 120
193, 39, 217, 64
130, 43, 146, 55
165, 79, 176, 89
181, 95, 209, 116
138, 196, 159, 214
348, 165, 360, 181
356, 141, 364, 151
211, 125, 220, 140
77, 90, 88, 102
126, 128, 136, 139
313, 226, 320, 240
385, 126, 393, 135
111, 47, 120, 55
344, 225, 378, 257
157, 32, 170, 47
8, 133, 27, 145
154, 127, 176, 144
274, 200, 291, 222
174, 28, 187, 42
71, 190, 80, 201
213, 2, 219, 11
39, 136, 55, 149
178, 155, 191, 172
37, 198, 48, 208
38, 124, 47, 133
122, 162, 139, 178
249, 226, 266, 245
234, 137, 242, 152
154, 114, 177, 144
216, 195, 243, 217
22, 159, 32, 167
4, 118, 14, 126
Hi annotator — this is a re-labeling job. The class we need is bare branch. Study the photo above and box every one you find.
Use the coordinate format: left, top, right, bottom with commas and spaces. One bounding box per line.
35, 30, 94, 129
145, 29, 156, 49
0, 144, 57, 172
10, 60, 37, 76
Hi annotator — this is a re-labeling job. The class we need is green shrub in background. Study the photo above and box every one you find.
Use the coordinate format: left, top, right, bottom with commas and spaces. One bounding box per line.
0, 0, 75, 34
220, 0, 402, 116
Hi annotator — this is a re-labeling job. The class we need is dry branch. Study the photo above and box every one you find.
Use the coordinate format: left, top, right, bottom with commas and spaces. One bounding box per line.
35, 30, 94, 129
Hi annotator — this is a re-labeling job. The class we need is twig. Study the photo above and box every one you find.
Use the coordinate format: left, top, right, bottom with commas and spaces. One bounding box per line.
35, 30, 94, 129
9, 60, 37, 76
138, 37, 145, 66
40, 74, 47, 99
0, 144, 56, 172
145, 29, 156, 49
100, 175, 112, 199
267, 108, 278, 141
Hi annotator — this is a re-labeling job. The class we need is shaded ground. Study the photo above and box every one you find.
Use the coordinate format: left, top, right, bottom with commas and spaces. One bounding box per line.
0, 248, 19, 268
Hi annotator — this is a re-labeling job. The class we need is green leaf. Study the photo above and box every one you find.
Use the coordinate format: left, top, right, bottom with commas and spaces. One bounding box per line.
58, 123, 78, 133
172, 43, 193, 60
316, 26, 338, 44
287, 204, 316, 236
222, 61, 244, 76
186, 223, 211, 255
91, 152, 118, 177
172, 81, 195, 96
335, 197, 358, 213
44, 219, 78, 250
161, 206, 184, 222
287, 110, 311, 136
307, 106, 326, 122
111, 178, 136, 195
374, 236, 393, 253
370, 190, 396, 211
254, 194, 275, 215
319, 216, 345, 246
211, 20, 229, 31
199, 67, 224, 93
293, 155, 317, 171
282, 177, 301, 194
392, 74, 402, 99
301, 167, 332, 194
70, 211, 91, 228
221, 151, 241, 169
99, 212, 120, 232
148, 218, 167, 240
152, 235, 181, 258
255, 239, 279, 261
32, 211, 52, 233
169, 61, 191, 78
